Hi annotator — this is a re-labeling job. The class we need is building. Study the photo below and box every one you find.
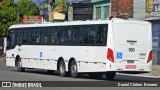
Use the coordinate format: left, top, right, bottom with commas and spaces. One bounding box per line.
91, 0, 111, 20
144, 0, 160, 65
112, 0, 133, 18
67, 1, 93, 21
134, 0, 160, 65
91, 0, 134, 20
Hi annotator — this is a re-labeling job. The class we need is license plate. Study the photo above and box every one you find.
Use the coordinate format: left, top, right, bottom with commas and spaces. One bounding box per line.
126, 65, 136, 69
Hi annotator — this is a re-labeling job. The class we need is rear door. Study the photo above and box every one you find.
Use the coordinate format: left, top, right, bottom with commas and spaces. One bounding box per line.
113, 22, 151, 64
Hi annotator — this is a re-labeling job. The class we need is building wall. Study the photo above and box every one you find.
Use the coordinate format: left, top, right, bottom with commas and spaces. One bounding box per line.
151, 20, 160, 64
92, 0, 111, 20
111, 0, 133, 18
133, 0, 146, 20
68, 3, 93, 21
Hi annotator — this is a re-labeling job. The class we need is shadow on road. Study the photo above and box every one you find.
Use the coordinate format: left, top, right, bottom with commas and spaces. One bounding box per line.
11, 69, 160, 82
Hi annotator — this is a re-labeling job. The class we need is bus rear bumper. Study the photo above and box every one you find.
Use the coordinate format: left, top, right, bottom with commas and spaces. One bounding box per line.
107, 63, 152, 72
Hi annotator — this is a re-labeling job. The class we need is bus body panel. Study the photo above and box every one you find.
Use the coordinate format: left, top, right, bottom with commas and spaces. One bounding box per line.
113, 22, 151, 64
6, 46, 107, 72
107, 20, 152, 72
6, 19, 152, 73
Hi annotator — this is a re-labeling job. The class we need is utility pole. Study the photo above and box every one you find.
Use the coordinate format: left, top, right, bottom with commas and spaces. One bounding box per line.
48, 0, 54, 22
116, 0, 119, 17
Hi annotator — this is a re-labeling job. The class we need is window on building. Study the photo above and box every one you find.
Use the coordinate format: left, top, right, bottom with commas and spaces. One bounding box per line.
104, 6, 110, 19
96, 7, 101, 20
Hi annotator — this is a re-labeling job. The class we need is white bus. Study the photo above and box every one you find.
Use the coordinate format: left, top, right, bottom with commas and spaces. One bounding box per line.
6, 18, 152, 80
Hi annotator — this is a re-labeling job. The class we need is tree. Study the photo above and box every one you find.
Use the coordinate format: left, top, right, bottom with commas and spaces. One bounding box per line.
111, 0, 133, 18
0, 0, 39, 38
17, 0, 39, 17
55, 0, 66, 11
0, 0, 17, 37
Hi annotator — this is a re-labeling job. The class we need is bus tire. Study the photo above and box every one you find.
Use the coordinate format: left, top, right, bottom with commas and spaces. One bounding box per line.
16, 58, 25, 72
58, 60, 67, 77
105, 71, 116, 80
70, 60, 79, 78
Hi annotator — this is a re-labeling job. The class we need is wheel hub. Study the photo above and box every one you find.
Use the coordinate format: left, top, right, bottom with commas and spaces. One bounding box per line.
60, 63, 65, 73
71, 65, 77, 75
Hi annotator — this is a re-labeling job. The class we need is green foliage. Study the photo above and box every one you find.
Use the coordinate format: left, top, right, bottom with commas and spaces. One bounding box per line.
17, 0, 39, 16
55, 0, 66, 11
0, 0, 39, 37
0, 0, 17, 37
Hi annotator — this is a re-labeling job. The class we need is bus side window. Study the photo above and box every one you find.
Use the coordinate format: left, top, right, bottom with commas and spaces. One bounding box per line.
96, 25, 106, 45
79, 26, 84, 45
51, 27, 56, 45
16, 29, 21, 45
61, 27, 67, 45
36, 28, 41, 44
7, 30, 15, 47
84, 26, 96, 45
72, 27, 79, 45
89, 26, 96, 44
22, 29, 28, 44
84, 26, 89, 44
28, 29, 32, 44
31, 29, 36, 44
19, 30, 23, 44
57, 27, 61, 45
46, 28, 51, 44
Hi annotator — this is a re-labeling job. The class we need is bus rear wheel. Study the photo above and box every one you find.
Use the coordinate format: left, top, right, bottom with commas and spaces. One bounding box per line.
105, 71, 116, 80
16, 58, 25, 72
58, 60, 67, 77
70, 60, 79, 78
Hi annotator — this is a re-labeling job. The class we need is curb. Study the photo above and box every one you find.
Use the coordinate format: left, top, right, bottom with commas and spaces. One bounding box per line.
117, 73, 160, 79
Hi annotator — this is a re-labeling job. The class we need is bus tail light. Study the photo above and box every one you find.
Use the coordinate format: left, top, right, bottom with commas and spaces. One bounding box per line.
107, 48, 114, 62
147, 50, 152, 63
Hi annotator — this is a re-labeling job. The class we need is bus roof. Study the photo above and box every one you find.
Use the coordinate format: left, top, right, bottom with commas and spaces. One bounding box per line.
9, 18, 150, 29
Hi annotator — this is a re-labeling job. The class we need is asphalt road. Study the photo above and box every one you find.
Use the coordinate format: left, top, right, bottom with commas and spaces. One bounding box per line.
0, 60, 159, 90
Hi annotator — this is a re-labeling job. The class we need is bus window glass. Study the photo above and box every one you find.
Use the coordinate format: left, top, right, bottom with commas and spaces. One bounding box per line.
84, 26, 96, 45
61, 27, 67, 45
96, 25, 107, 45
31, 29, 36, 44
67, 27, 72, 45
19, 30, 23, 44
36, 29, 41, 44
51, 28, 57, 45
22, 29, 28, 44
7, 30, 15, 47
28, 29, 32, 44
46, 28, 51, 44
72, 27, 79, 45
